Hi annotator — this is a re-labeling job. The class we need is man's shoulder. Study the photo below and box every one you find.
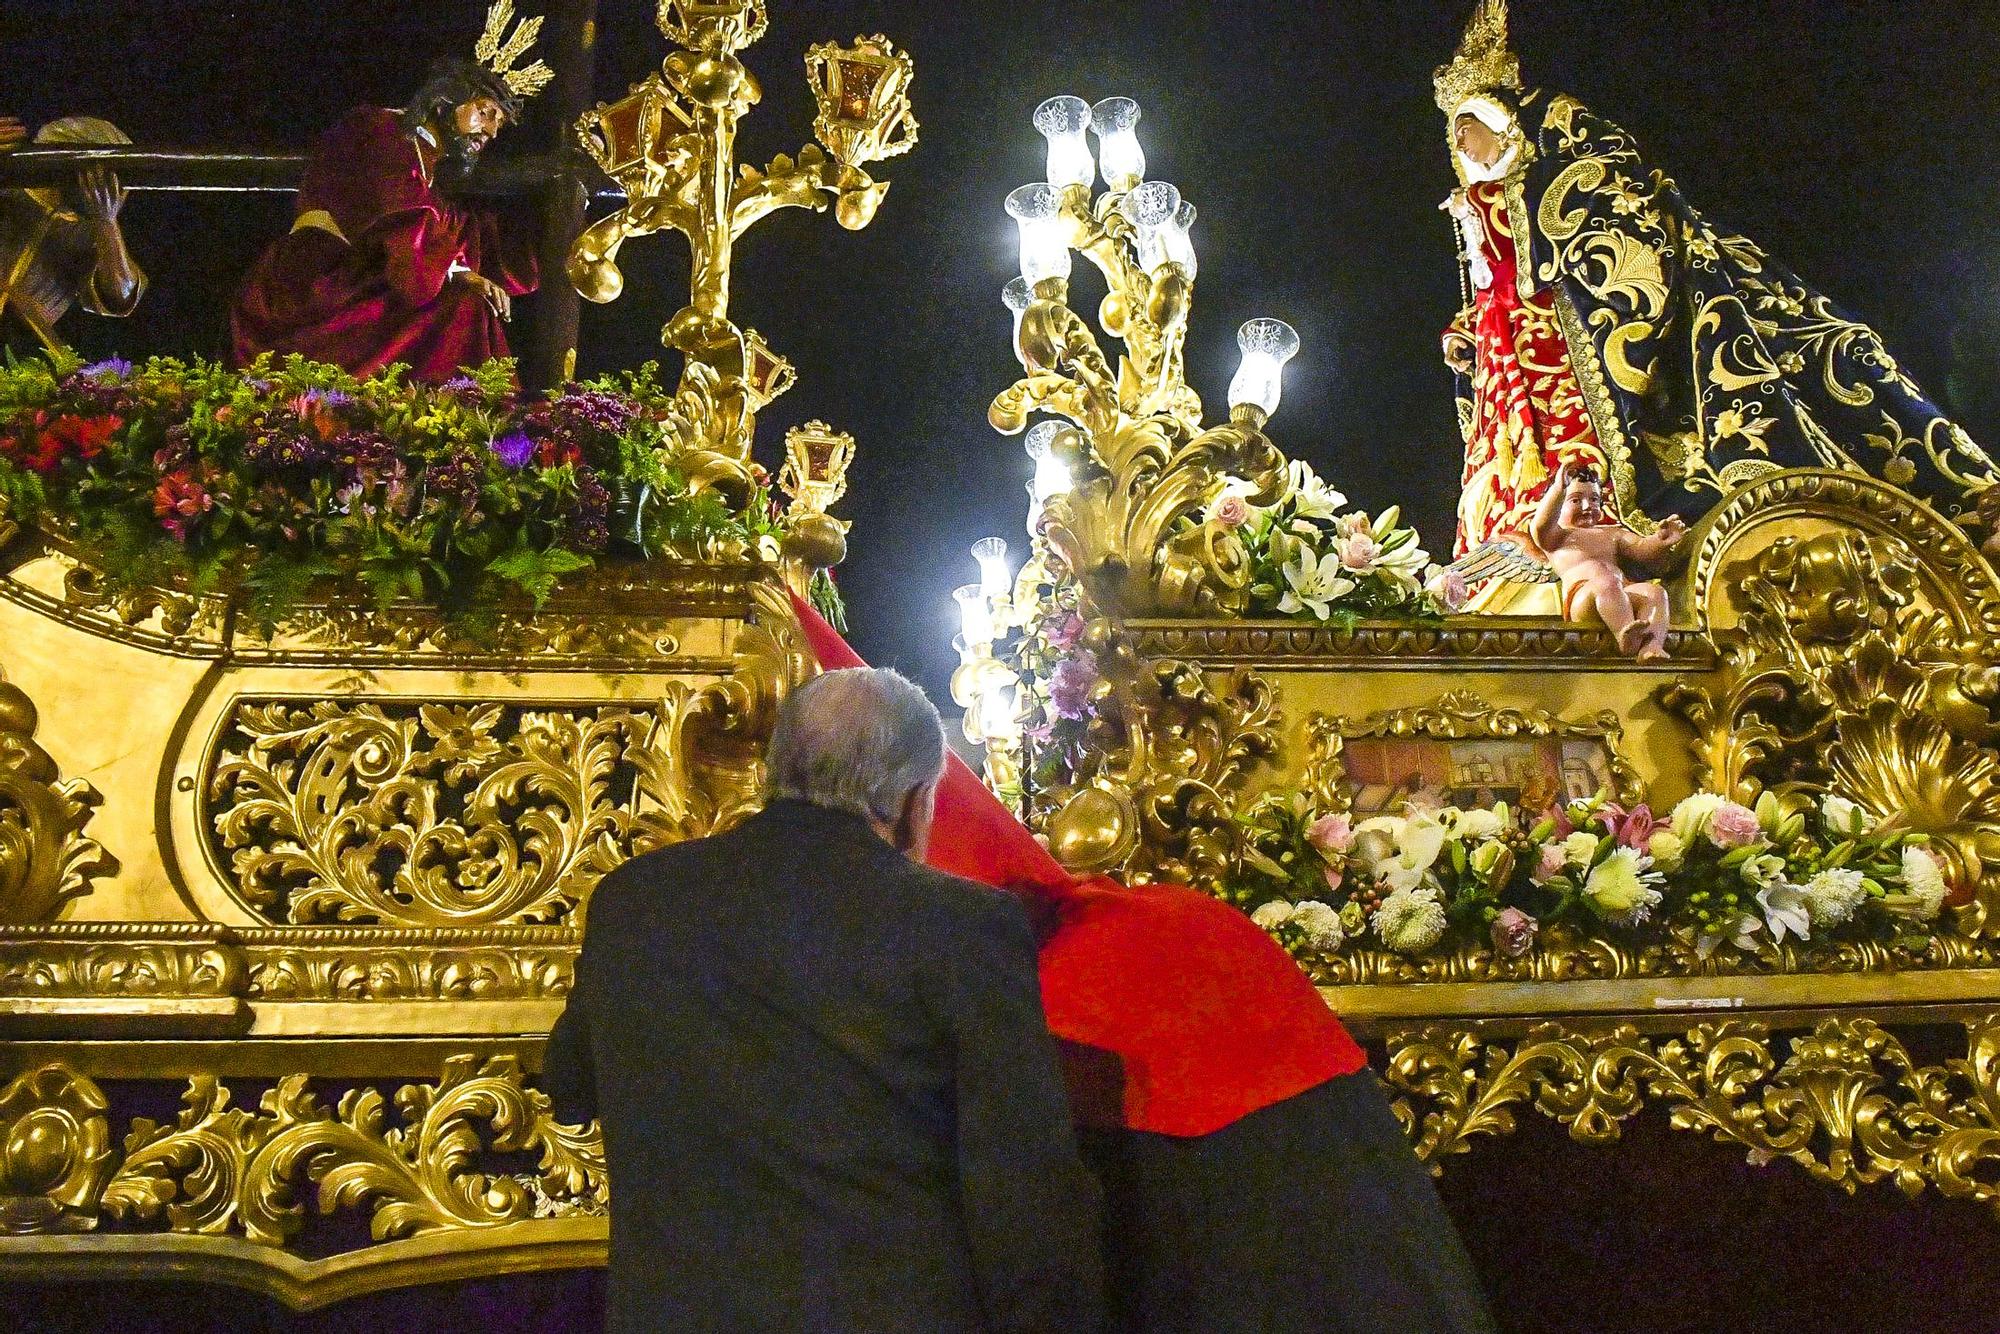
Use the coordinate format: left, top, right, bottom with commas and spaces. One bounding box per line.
896, 861, 1033, 940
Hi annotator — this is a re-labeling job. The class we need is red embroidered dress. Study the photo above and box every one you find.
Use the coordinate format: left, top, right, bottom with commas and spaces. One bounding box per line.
1449, 179, 1605, 557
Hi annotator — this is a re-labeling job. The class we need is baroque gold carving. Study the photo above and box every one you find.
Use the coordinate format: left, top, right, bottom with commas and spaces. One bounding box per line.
631, 582, 814, 852
1386, 1016, 2000, 1218
0, 677, 118, 925
207, 701, 655, 928
1040, 622, 1280, 884
1663, 512, 2000, 932
1125, 618, 1707, 668
0, 929, 239, 999
0, 1057, 604, 1244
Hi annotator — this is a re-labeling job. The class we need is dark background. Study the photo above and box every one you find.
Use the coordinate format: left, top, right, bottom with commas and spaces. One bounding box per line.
7, 0, 2000, 698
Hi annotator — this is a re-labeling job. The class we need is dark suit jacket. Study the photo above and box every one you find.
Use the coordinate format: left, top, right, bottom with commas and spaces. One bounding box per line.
544, 799, 1104, 1334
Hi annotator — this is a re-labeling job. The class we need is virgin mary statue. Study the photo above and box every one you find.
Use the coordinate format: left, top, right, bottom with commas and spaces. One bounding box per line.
1435, 0, 1995, 587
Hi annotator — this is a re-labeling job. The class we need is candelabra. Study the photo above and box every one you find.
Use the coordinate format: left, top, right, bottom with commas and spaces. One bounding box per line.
954, 94, 1303, 786
567, 0, 916, 513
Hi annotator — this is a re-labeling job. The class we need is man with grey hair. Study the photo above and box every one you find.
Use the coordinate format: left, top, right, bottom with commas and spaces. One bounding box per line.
546, 667, 1103, 1334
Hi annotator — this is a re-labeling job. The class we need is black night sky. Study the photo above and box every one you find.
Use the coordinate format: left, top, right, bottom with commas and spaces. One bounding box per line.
9, 0, 2000, 698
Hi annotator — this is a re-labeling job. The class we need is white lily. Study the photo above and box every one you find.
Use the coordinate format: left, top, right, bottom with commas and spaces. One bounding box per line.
1351, 813, 1448, 893
1286, 460, 1347, 522
1694, 911, 1764, 959
1277, 550, 1357, 620
1756, 883, 1812, 945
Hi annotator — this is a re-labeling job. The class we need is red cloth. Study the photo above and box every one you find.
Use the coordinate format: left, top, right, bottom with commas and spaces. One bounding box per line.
787, 593, 1367, 1137
231, 108, 539, 383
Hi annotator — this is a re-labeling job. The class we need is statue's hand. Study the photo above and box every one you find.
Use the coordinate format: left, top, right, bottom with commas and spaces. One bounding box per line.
454, 270, 511, 322
1656, 514, 1688, 547
1442, 332, 1475, 375
78, 168, 125, 222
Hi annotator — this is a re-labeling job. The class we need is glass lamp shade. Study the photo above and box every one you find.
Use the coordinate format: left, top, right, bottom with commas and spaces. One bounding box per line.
1227, 318, 1301, 418
1033, 96, 1096, 190
954, 583, 995, 648
1003, 276, 1032, 350
1024, 420, 1072, 502
1119, 181, 1181, 274
1089, 97, 1145, 190
1004, 183, 1072, 286
1161, 198, 1197, 276
972, 537, 1011, 599
977, 682, 1023, 740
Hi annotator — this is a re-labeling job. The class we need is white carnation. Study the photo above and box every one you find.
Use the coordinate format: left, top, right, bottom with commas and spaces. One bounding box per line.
1250, 899, 1295, 932
1899, 847, 1949, 920
1799, 868, 1867, 929
1290, 900, 1346, 953
1373, 887, 1448, 954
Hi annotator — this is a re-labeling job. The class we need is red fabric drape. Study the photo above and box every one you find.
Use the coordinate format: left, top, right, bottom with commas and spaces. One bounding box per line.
787, 593, 1365, 1136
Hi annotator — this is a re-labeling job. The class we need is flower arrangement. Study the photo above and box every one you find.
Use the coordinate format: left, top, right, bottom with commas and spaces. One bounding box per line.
1231, 786, 1952, 965
1200, 460, 1461, 622
0, 352, 779, 630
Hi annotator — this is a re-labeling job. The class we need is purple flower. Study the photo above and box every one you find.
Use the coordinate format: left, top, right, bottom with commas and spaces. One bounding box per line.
491, 430, 534, 469
424, 448, 485, 515
1048, 654, 1100, 721
81, 357, 133, 379
551, 389, 639, 439
244, 427, 332, 470
440, 375, 481, 396
566, 467, 611, 552
1045, 613, 1086, 651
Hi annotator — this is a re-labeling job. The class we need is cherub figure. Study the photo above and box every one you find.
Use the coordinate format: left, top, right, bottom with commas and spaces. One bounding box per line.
1530, 463, 1686, 661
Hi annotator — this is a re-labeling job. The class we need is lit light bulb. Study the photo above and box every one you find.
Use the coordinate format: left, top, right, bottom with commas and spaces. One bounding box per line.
978, 682, 1023, 740
954, 583, 995, 648
1033, 96, 1096, 190
1162, 198, 1197, 276
1090, 97, 1144, 190
1024, 420, 1072, 503
1227, 318, 1301, 419
1005, 182, 1071, 286
1119, 180, 1181, 274
972, 537, 1011, 600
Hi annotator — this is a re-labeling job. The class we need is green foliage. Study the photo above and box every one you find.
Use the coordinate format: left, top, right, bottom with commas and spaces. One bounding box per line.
0, 354, 770, 631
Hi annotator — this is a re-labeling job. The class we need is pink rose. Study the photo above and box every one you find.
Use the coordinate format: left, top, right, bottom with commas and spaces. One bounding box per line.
1428, 568, 1470, 611
1211, 494, 1250, 529
1532, 843, 1566, 885
1491, 907, 1539, 958
1615, 804, 1657, 849
1707, 801, 1763, 849
1337, 512, 1372, 537
1337, 531, 1383, 572
1307, 813, 1354, 853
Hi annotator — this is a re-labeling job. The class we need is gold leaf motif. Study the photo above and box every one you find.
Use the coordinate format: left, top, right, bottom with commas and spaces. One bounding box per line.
1575, 232, 1667, 320
0, 679, 119, 925
207, 702, 653, 927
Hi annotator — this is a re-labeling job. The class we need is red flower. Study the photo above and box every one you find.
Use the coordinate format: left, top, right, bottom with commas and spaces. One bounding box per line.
44, 413, 123, 461
535, 436, 583, 468
152, 470, 214, 542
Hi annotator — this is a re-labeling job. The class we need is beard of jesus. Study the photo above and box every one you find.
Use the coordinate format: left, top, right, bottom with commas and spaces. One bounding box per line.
431, 124, 487, 189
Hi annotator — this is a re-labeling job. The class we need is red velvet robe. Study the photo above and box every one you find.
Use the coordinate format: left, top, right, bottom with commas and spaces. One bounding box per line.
788, 594, 1368, 1138
230, 108, 538, 383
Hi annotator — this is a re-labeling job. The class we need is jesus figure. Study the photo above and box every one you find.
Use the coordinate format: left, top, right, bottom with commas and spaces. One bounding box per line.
230, 57, 540, 383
